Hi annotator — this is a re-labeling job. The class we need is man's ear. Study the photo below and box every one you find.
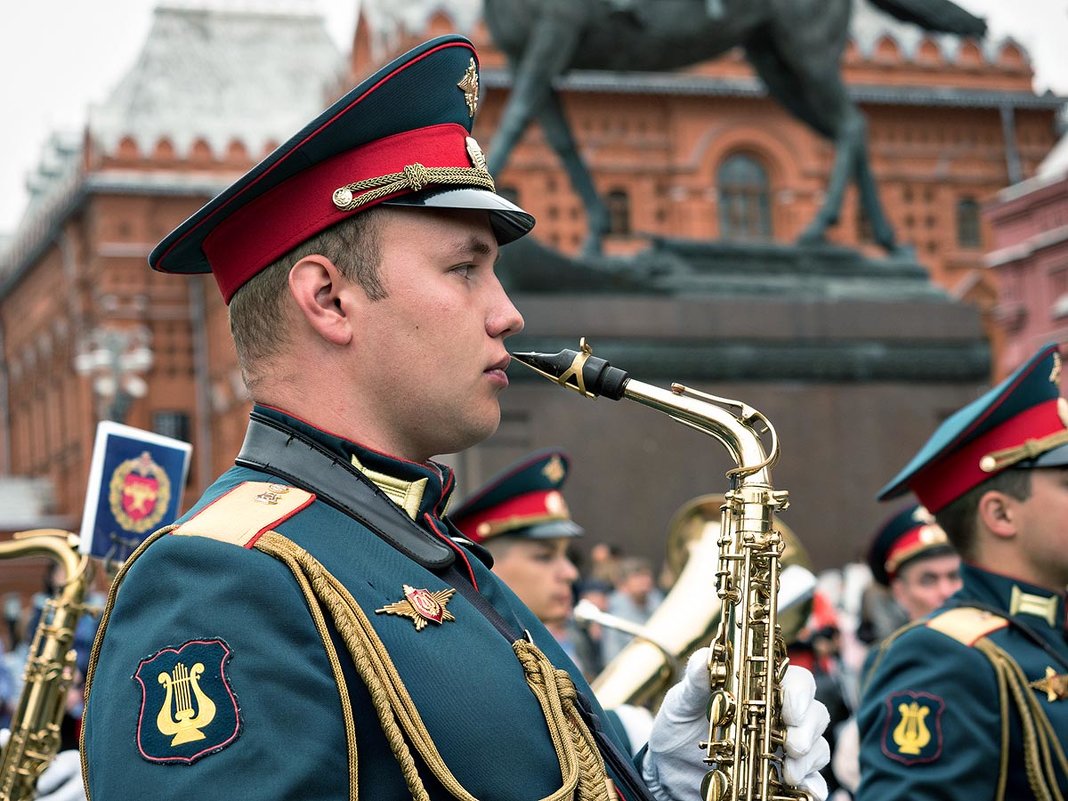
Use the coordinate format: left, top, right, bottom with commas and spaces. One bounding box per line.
288, 255, 354, 346
976, 490, 1017, 541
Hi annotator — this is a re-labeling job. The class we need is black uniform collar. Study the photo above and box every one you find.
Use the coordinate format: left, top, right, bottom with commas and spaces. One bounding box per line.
254, 404, 455, 524
958, 563, 1067, 633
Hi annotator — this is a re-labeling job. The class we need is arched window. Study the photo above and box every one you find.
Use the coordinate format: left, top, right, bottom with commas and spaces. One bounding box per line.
956, 197, 981, 248
718, 154, 772, 241
607, 189, 630, 235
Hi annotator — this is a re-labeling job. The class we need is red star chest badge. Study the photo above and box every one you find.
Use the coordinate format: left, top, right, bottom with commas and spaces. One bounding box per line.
376, 584, 457, 631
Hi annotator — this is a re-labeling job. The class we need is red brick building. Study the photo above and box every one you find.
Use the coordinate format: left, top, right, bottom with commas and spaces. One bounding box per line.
0, 4, 1062, 565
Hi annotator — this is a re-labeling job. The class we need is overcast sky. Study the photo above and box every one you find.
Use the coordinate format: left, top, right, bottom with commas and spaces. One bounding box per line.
1, 0, 1066, 235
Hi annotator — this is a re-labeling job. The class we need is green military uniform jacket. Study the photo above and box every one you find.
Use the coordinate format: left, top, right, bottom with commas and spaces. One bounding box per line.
857, 563, 1068, 800
82, 407, 640, 800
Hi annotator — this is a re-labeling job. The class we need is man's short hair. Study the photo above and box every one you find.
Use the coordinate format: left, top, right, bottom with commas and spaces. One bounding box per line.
934, 469, 1032, 557
228, 211, 383, 388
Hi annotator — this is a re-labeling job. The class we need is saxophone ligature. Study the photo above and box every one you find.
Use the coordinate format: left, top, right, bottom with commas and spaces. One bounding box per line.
0, 530, 95, 801
512, 339, 811, 801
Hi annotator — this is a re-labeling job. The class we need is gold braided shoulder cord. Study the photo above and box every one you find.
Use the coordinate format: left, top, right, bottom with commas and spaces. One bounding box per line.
976, 639, 1068, 801
255, 531, 613, 801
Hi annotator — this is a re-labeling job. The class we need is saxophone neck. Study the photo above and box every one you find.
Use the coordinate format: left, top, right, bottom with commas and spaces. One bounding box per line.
3, 530, 95, 603
511, 339, 782, 483
621, 377, 781, 485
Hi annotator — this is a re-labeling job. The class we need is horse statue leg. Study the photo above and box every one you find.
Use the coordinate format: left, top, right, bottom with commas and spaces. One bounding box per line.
745, 0, 898, 252
486, 5, 611, 255
798, 96, 897, 252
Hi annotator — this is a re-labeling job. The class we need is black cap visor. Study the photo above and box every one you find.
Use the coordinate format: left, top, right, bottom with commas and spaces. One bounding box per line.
383, 187, 535, 245
1022, 441, 1068, 470
510, 519, 584, 541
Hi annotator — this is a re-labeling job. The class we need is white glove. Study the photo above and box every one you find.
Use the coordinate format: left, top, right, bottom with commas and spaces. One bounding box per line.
36, 748, 86, 801
641, 648, 830, 801
0, 728, 87, 801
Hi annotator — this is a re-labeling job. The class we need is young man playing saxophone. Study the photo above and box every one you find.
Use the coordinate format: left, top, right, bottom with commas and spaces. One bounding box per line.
80, 35, 830, 801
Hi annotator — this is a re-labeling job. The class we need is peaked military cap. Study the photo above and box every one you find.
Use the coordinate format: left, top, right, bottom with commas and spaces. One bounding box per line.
879, 343, 1068, 512
450, 449, 583, 544
866, 503, 954, 587
149, 35, 534, 303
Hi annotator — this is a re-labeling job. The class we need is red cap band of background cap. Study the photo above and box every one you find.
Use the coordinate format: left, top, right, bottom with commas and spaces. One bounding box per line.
909, 398, 1066, 512
203, 123, 471, 302
884, 524, 947, 579
455, 490, 562, 542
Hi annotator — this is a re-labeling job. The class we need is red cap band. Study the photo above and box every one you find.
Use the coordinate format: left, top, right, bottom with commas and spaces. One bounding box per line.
910, 398, 1065, 512
456, 489, 569, 543
884, 524, 949, 579
203, 123, 472, 302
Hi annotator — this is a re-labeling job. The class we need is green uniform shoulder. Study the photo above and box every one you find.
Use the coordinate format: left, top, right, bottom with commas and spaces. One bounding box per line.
172, 481, 314, 548
924, 605, 1008, 646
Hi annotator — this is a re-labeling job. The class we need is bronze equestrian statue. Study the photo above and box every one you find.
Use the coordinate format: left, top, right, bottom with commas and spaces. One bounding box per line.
483, 0, 986, 255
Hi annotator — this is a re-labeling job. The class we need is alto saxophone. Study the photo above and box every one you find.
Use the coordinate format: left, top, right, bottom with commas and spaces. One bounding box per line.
0, 530, 95, 801
512, 339, 810, 801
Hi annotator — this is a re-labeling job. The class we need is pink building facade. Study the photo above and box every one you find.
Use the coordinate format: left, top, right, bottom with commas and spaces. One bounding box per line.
985, 137, 1068, 379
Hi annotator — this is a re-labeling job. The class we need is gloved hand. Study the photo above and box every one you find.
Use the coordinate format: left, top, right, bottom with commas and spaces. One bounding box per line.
640, 648, 830, 801
0, 728, 87, 801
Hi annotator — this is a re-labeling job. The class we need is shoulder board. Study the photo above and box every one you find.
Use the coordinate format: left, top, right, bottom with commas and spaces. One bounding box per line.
173, 481, 315, 548
926, 606, 1009, 646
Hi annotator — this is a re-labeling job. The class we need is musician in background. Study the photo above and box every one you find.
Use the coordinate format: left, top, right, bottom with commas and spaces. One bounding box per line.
857, 343, 1068, 799
832, 504, 961, 797
450, 448, 604, 679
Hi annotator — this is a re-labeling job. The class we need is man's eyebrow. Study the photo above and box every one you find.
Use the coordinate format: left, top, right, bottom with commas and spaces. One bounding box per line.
442, 236, 496, 259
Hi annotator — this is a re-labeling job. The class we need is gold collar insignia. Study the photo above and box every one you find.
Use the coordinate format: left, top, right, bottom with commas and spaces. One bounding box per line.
1009, 585, 1059, 628
350, 454, 427, 520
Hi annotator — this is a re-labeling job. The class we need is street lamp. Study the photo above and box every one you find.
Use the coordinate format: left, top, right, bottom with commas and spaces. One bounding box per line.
73, 326, 154, 423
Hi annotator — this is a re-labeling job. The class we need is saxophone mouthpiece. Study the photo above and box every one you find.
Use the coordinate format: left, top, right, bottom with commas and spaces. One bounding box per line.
510, 338, 630, 400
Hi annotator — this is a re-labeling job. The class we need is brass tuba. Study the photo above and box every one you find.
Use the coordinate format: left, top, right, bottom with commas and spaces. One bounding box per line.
0, 530, 95, 801
512, 339, 813, 801
585, 494, 814, 712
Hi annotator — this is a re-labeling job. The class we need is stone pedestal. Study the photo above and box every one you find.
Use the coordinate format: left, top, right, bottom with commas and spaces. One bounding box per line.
457, 237, 989, 571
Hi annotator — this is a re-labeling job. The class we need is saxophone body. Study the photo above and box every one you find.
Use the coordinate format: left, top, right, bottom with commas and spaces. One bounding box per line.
512, 339, 810, 801
0, 530, 95, 801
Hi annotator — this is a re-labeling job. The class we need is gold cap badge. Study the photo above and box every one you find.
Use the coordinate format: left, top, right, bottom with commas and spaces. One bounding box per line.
457, 58, 479, 117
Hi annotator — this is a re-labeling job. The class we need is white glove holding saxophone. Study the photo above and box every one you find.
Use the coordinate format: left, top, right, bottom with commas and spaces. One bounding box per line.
640, 647, 830, 801
0, 728, 87, 801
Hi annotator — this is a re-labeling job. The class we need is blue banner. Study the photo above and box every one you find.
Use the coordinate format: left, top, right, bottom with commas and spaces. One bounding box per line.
79, 421, 192, 563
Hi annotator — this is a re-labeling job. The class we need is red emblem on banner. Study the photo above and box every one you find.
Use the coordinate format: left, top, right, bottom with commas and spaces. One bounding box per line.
109, 451, 171, 533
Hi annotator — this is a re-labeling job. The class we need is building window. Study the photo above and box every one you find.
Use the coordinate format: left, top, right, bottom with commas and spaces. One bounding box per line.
153, 411, 191, 443
957, 197, 981, 248
607, 189, 630, 235
718, 154, 771, 241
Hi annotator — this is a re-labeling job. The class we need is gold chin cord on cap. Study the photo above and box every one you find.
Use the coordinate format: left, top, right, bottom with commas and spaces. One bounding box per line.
978, 429, 1068, 473
332, 163, 496, 213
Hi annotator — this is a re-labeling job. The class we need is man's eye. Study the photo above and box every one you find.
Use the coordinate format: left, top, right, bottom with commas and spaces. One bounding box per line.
452, 264, 474, 278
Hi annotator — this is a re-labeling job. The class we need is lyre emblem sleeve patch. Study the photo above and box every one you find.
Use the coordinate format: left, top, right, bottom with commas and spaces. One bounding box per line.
134, 638, 241, 764
881, 690, 945, 765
